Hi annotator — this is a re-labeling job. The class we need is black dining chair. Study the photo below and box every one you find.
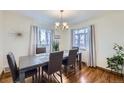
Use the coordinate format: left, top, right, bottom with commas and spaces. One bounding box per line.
72, 47, 80, 65
62, 49, 78, 74
7, 52, 38, 83
42, 51, 63, 83
72, 47, 79, 51
36, 47, 46, 82
36, 47, 46, 54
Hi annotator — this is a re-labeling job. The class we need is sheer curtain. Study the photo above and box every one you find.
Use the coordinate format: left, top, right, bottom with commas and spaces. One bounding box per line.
38, 29, 52, 52
28, 25, 52, 55
28, 25, 39, 55
88, 25, 96, 67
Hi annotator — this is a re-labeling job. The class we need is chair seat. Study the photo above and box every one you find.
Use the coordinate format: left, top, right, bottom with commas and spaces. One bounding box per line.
62, 55, 78, 65
25, 68, 37, 78
15, 68, 37, 82
17, 68, 37, 78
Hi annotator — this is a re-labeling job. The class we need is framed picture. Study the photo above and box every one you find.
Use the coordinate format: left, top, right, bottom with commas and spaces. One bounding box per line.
54, 35, 60, 39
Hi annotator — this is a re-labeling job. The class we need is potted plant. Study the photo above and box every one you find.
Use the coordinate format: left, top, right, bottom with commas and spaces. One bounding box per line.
106, 43, 124, 72
52, 40, 59, 52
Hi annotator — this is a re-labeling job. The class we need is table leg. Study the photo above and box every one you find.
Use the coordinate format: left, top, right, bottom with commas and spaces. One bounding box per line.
19, 71, 25, 83
38, 67, 40, 82
79, 53, 82, 70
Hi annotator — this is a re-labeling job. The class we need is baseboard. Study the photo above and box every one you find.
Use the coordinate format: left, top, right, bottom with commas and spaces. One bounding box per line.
96, 66, 123, 76
0, 70, 4, 80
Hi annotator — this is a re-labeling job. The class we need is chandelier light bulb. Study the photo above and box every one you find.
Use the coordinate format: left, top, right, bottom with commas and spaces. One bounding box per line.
55, 10, 69, 31
55, 22, 60, 26
66, 25, 69, 29
63, 22, 67, 26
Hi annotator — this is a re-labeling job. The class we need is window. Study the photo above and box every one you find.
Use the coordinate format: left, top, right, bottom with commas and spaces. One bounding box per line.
37, 29, 52, 52
72, 27, 89, 49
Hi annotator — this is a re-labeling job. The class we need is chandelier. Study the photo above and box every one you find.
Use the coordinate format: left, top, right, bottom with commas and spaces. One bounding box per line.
55, 10, 69, 31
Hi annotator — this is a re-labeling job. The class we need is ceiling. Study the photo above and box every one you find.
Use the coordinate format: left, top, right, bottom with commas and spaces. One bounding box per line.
11, 10, 114, 28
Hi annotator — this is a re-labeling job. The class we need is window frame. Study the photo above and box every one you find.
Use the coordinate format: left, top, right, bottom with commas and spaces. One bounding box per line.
72, 27, 89, 50
37, 28, 53, 52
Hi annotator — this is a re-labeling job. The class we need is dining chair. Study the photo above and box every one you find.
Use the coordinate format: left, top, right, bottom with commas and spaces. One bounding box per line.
72, 46, 79, 51
72, 47, 79, 65
7, 52, 38, 83
36, 47, 46, 54
62, 49, 78, 74
42, 51, 63, 83
36, 47, 46, 82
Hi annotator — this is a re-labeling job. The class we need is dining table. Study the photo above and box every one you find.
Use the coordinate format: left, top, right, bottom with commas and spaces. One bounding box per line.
19, 50, 82, 83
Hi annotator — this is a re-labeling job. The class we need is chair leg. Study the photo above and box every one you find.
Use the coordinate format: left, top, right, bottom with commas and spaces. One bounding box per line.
60, 70, 63, 83
48, 75, 50, 82
76, 58, 78, 65
35, 74, 38, 83
32, 75, 34, 83
74, 63, 76, 73
64, 66, 68, 74
42, 69, 43, 78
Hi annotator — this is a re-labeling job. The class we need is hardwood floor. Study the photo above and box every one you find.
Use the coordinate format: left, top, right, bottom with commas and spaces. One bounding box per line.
0, 64, 124, 83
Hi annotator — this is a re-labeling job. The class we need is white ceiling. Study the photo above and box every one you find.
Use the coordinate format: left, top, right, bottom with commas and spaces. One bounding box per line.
11, 10, 114, 28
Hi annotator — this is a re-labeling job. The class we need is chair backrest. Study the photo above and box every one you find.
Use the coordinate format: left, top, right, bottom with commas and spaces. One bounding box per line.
7, 52, 18, 82
36, 47, 46, 54
72, 47, 79, 51
48, 51, 63, 75
68, 49, 78, 65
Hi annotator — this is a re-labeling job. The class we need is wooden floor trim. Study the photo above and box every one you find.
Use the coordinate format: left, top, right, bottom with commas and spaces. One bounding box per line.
96, 66, 123, 76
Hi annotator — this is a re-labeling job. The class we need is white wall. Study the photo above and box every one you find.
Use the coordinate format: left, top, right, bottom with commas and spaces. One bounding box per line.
2, 11, 42, 68
1, 11, 71, 71
0, 11, 54, 70
72, 11, 124, 68
0, 11, 4, 74
54, 29, 71, 51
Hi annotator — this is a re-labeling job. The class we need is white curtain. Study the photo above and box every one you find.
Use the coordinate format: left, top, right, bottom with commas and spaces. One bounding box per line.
88, 25, 96, 67
28, 25, 38, 55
